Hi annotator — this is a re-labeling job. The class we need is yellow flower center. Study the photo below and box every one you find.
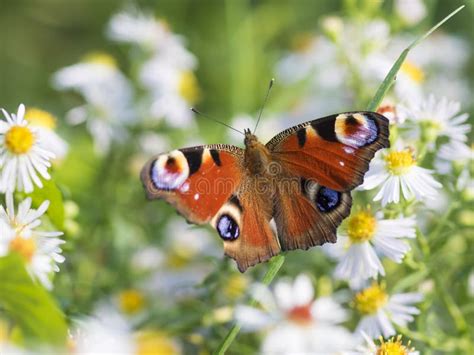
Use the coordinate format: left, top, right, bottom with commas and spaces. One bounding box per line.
223, 274, 249, 299
385, 150, 416, 175
354, 283, 388, 315
347, 211, 377, 243
118, 289, 145, 314
25, 108, 57, 130
9, 236, 36, 262
166, 246, 194, 269
178, 71, 200, 103
291, 33, 315, 52
82, 52, 117, 68
377, 335, 414, 355
4, 126, 35, 154
401, 60, 424, 83
135, 330, 179, 355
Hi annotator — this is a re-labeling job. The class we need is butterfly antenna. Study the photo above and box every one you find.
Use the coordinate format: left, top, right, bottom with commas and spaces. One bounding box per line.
253, 78, 274, 134
191, 108, 245, 136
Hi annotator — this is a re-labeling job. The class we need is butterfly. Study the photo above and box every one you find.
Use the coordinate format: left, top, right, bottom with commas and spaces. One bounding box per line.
141, 111, 389, 272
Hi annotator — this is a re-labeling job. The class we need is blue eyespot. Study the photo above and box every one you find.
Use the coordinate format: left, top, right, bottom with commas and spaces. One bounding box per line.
217, 214, 239, 240
316, 186, 341, 212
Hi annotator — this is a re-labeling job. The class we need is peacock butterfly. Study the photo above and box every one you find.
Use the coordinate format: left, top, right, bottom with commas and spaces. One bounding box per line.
141, 107, 389, 272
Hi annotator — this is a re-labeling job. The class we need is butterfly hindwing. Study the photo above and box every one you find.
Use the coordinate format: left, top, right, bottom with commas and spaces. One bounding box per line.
211, 188, 280, 272
273, 178, 352, 251
266, 112, 389, 191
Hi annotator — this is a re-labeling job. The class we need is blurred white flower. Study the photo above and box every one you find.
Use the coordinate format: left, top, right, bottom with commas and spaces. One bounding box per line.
0, 104, 55, 193
236, 274, 356, 353
138, 132, 170, 156
435, 140, 472, 180
53, 53, 135, 154
73, 305, 136, 354
349, 332, 419, 355
140, 62, 199, 126
107, 11, 170, 51
0, 193, 64, 289
395, 0, 426, 25
354, 282, 422, 339
24, 107, 68, 161
143, 218, 217, 298
361, 143, 442, 206
324, 210, 416, 285
401, 95, 470, 146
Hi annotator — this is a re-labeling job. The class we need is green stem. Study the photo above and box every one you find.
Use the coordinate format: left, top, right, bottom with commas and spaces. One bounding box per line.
213, 255, 285, 355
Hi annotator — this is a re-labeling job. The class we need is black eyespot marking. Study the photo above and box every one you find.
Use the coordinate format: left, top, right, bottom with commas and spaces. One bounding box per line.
315, 186, 341, 212
297, 128, 307, 148
346, 115, 359, 125
217, 214, 240, 241
210, 149, 222, 166
180, 148, 203, 176
312, 118, 338, 142
229, 195, 243, 212
166, 157, 176, 166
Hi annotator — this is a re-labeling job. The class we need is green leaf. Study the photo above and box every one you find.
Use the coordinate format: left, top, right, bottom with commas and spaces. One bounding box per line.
0, 254, 68, 347
27, 178, 65, 229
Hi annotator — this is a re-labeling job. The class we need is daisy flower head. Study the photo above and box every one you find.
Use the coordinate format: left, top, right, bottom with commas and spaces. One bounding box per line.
24, 107, 68, 161
360, 142, 442, 206
235, 274, 356, 353
353, 282, 423, 339
0, 104, 55, 193
350, 332, 419, 355
401, 95, 470, 146
53, 53, 135, 154
0, 193, 65, 289
323, 209, 416, 285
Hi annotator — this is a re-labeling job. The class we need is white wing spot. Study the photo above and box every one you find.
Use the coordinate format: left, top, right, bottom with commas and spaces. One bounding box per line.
339, 161, 345, 166
194, 193, 200, 200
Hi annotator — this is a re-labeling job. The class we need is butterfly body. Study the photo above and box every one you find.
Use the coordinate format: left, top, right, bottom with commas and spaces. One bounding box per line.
141, 112, 389, 272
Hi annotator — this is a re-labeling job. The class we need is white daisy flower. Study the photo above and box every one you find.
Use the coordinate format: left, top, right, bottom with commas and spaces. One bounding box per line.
0, 193, 65, 289
53, 53, 135, 154
395, 0, 426, 25
348, 332, 419, 355
435, 140, 472, 190
106, 10, 170, 51
0, 104, 55, 193
73, 305, 181, 355
360, 144, 442, 206
24, 107, 68, 161
140, 60, 199, 126
324, 209, 416, 285
401, 95, 470, 146
353, 282, 422, 339
235, 274, 356, 353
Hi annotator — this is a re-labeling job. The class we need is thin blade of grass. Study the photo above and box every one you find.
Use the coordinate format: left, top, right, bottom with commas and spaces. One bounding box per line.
367, 5, 465, 111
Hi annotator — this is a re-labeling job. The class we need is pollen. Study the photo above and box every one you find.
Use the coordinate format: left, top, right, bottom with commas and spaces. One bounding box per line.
4, 125, 35, 154
178, 71, 200, 103
25, 108, 57, 130
347, 210, 377, 243
385, 150, 416, 175
118, 289, 146, 314
9, 236, 36, 262
82, 52, 118, 68
376, 335, 414, 355
354, 282, 388, 315
401, 60, 425, 83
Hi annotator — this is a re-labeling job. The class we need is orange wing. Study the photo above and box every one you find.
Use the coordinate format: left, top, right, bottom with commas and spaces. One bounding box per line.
141, 144, 243, 224
266, 112, 389, 191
